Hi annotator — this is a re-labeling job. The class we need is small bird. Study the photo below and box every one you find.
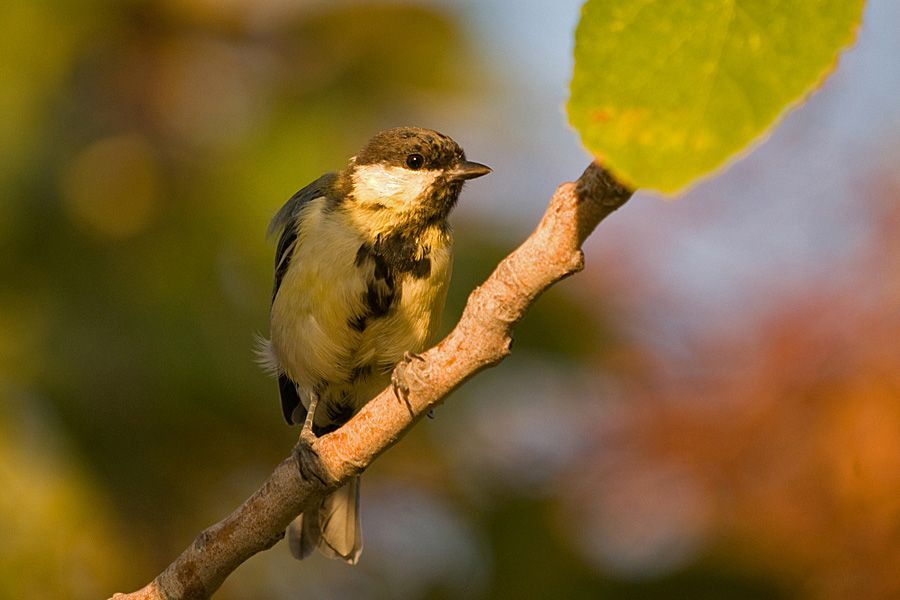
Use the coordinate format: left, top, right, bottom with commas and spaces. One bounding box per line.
257, 127, 490, 564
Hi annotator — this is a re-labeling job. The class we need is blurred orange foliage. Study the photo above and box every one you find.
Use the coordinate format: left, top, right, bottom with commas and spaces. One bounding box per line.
571, 175, 900, 598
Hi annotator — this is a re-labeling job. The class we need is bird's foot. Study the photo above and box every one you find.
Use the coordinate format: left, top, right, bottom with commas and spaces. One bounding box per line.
391, 352, 424, 414
391, 367, 410, 408
294, 391, 327, 486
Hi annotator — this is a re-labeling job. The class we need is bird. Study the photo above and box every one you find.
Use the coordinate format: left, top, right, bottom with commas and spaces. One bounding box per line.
256, 127, 491, 564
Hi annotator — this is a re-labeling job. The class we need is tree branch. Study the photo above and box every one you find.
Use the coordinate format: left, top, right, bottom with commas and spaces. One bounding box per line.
111, 162, 633, 600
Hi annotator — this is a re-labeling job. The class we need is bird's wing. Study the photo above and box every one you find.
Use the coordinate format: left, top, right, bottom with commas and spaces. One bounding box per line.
269, 172, 337, 302
268, 172, 336, 424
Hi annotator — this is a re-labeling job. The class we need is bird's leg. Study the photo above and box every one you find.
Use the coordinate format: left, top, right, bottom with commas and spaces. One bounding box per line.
300, 391, 319, 446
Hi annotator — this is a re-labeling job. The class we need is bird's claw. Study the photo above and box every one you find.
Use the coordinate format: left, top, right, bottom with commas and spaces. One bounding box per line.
392, 351, 424, 414
391, 368, 410, 405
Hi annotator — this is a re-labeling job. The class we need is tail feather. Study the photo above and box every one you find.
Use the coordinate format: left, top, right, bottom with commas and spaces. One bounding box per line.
288, 477, 362, 564
287, 507, 320, 561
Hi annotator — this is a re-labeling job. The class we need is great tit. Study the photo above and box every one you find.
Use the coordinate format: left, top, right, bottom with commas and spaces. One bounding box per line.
257, 127, 491, 564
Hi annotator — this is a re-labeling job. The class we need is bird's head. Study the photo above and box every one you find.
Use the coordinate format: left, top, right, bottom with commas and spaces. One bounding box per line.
342, 127, 490, 233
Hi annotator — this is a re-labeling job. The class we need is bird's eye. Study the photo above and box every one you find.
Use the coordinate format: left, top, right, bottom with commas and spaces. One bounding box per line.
406, 154, 424, 170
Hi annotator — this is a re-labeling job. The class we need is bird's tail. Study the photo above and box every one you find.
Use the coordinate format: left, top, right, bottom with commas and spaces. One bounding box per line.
288, 476, 362, 564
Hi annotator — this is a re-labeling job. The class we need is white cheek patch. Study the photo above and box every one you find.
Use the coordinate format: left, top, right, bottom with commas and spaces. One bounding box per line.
351, 164, 440, 210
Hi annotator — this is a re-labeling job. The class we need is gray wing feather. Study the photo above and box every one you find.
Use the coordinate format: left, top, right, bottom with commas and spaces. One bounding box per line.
269, 173, 336, 424
269, 172, 336, 302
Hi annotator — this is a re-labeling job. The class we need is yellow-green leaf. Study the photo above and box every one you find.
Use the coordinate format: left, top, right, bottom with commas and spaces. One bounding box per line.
568, 0, 865, 194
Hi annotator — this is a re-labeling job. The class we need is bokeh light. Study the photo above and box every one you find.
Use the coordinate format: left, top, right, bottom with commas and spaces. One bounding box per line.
61, 134, 161, 239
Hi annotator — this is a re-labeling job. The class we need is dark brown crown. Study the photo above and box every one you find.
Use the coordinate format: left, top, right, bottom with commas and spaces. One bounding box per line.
354, 127, 465, 170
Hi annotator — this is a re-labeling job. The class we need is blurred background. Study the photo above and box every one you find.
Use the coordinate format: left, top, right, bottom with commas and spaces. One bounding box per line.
1, 0, 898, 598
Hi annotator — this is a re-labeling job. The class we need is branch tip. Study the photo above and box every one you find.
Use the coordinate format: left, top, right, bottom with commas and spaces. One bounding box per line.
576, 162, 633, 208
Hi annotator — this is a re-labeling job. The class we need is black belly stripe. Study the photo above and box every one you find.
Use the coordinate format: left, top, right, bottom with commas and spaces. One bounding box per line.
348, 314, 367, 332
323, 392, 355, 429
350, 363, 373, 382
351, 242, 397, 331
374, 234, 432, 280
348, 233, 436, 333
409, 257, 431, 279
366, 275, 395, 317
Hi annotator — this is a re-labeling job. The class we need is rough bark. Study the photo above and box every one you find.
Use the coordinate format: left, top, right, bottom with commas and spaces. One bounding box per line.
111, 162, 633, 600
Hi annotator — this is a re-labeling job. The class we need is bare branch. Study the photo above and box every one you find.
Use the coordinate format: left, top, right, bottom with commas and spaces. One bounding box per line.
110, 162, 633, 600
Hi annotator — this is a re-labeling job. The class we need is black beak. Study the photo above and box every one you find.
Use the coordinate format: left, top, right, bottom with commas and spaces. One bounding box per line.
448, 161, 492, 181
